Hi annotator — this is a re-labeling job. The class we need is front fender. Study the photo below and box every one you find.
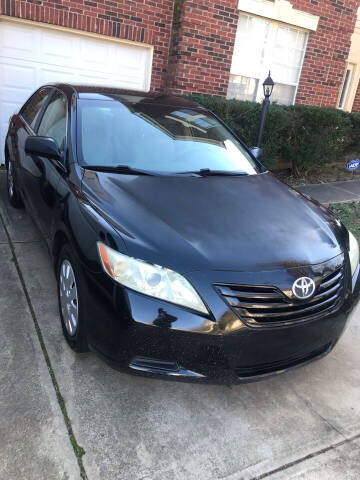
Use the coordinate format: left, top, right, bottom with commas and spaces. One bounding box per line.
52, 189, 128, 276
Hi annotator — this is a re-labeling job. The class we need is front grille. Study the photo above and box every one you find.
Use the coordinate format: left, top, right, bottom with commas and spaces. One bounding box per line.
235, 343, 332, 378
215, 267, 344, 326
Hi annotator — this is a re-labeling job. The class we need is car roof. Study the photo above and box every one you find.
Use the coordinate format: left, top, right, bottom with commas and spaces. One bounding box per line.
47, 83, 206, 109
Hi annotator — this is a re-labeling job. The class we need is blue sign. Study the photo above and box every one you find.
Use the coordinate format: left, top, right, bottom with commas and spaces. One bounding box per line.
346, 159, 360, 171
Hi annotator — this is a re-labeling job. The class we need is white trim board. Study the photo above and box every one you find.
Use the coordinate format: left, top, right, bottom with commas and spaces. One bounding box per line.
238, 0, 319, 31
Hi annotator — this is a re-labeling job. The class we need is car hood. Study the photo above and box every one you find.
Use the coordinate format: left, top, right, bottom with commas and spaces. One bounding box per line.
81, 171, 346, 273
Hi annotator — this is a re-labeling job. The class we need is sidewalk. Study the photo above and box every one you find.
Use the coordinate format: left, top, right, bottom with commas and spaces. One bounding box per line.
295, 179, 360, 205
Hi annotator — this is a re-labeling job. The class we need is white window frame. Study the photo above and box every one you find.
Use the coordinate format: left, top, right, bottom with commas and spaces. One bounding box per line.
338, 63, 355, 110
228, 14, 309, 105
238, 0, 319, 31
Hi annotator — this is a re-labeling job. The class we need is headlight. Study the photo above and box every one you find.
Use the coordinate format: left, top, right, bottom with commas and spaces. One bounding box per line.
97, 242, 208, 314
348, 231, 359, 277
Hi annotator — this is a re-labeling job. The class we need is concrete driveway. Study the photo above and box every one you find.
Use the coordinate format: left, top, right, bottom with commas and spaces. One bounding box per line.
1, 169, 360, 480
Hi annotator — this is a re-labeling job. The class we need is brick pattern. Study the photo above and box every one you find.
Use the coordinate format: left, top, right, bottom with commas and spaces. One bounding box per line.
292, 0, 358, 107
166, 0, 239, 96
0, 0, 359, 108
0, 0, 174, 91
351, 80, 360, 112
167, 0, 358, 107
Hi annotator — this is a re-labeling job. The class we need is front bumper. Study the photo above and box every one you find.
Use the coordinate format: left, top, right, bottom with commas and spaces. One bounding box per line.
85, 257, 360, 384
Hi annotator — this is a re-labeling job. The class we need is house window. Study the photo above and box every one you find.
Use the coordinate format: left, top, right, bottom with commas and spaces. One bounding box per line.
227, 14, 308, 105
338, 64, 354, 110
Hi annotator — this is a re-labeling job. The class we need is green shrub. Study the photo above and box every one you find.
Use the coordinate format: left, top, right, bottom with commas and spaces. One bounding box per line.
349, 112, 360, 153
184, 94, 360, 174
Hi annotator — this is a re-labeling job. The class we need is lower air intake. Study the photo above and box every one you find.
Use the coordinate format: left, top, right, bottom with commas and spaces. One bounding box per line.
236, 343, 332, 378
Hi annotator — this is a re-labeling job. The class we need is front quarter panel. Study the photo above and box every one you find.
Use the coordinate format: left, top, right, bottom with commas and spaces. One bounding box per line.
54, 163, 127, 273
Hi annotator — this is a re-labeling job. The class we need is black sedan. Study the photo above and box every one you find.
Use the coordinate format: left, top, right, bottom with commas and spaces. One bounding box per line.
4, 84, 360, 383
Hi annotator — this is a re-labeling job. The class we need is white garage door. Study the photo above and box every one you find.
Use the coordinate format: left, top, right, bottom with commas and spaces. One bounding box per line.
0, 20, 153, 162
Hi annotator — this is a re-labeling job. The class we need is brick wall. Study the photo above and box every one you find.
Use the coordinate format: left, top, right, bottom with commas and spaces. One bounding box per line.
352, 80, 360, 111
0, 0, 174, 91
292, 0, 358, 107
167, 0, 358, 108
166, 0, 238, 96
0, 0, 358, 107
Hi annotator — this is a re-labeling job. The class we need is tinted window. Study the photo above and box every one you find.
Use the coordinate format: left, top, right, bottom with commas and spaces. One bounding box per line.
77, 99, 258, 175
38, 91, 67, 148
21, 88, 51, 129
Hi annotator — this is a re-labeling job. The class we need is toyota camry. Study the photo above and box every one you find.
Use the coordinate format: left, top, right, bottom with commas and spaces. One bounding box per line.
4, 84, 360, 383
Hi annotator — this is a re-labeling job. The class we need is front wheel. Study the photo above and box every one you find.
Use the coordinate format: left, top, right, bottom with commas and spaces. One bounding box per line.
57, 245, 89, 353
6, 161, 23, 208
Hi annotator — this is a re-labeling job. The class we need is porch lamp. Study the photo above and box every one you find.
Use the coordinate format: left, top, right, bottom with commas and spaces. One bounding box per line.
263, 71, 275, 98
256, 71, 275, 147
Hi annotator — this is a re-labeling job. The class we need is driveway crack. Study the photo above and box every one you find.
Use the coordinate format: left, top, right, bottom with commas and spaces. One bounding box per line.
251, 431, 360, 479
292, 387, 345, 437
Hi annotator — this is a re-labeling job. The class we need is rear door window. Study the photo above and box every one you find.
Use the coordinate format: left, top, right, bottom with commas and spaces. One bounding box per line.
20, 88, 52, 130
37, 91, 67, 149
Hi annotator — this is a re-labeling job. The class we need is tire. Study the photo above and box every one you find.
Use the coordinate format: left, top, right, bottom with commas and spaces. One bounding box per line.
6, 160, 23, 208
57, 244, 89, 353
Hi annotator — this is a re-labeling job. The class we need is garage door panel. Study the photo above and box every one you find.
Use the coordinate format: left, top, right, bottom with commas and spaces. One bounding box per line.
113, 63, 148, 83
40, 31, 78, 66
2, 63, 36, 89
76, 73, 113, 85
0, 20, 153, 162
0, 25, 37, 60
79, 40, 110, 68
1, 101, 20, 135
0, 89, 33, 107
39, 67, 77, 85
114, 44, 147, 67
40, 68, 108, 87
1, 99, 23, 116
110, 75, 146, 90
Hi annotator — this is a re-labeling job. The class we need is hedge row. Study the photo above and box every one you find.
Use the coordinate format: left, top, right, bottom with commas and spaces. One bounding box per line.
185, 94, 360, 174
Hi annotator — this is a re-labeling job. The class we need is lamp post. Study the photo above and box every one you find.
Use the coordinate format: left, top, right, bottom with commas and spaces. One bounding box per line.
255, 71, 275, 148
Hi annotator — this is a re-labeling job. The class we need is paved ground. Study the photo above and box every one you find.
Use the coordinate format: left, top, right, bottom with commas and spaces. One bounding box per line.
296, 180, 360, 205
1, 169, 360, 480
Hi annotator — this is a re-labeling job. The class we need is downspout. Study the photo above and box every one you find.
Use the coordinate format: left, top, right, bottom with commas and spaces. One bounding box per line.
165, 0, 185, 93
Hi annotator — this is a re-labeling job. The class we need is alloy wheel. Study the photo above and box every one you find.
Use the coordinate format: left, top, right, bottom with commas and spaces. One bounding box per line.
59, 259, 79, 336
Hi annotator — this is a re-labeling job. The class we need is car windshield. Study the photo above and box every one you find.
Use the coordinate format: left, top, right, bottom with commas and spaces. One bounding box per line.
76, 97, 259, 175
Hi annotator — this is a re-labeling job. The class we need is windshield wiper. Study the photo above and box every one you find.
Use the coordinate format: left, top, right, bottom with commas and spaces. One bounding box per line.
176, 169, 249, 177
82, 165, 164, 176
82, 165, 250, 177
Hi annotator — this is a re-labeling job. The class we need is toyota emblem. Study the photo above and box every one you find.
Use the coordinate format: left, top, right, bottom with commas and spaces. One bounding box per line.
292, 277, 315, 299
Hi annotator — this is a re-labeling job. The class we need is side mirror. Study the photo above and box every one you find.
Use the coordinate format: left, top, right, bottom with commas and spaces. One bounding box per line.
25, 136, 62, 161
250, 146, 263, 160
